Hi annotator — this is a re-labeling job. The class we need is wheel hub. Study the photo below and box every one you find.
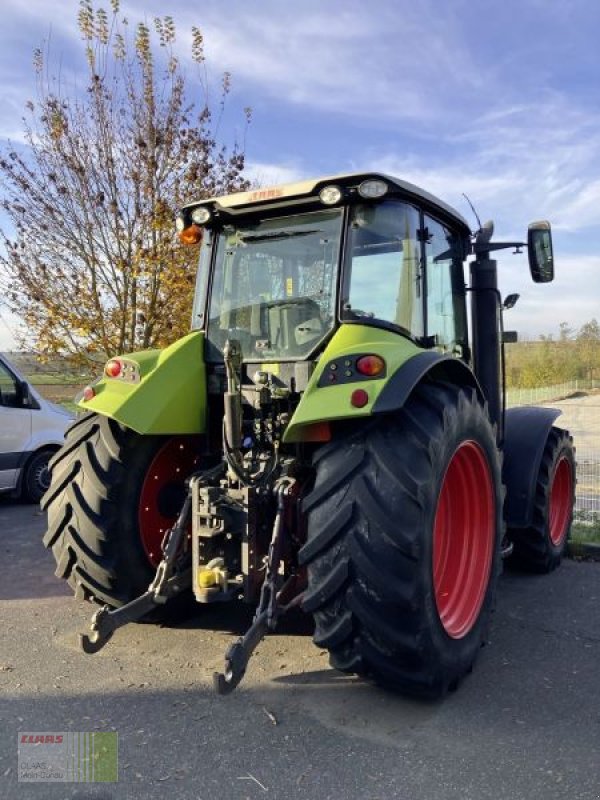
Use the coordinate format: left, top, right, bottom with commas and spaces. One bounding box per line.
432, 441, 495, 639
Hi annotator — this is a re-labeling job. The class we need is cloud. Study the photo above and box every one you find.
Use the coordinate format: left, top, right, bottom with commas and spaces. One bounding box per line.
164, 2, 600, 239
360, 94, 600, 238
167, 0, 488, 126
0, 308, 20, 350
505, 255, 600, 338
244, 160, 305, 187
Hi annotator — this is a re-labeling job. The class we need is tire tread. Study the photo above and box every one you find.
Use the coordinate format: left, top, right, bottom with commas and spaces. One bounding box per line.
302, 381, 503, 698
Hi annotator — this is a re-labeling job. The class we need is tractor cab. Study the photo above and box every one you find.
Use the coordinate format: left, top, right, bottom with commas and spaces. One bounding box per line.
179, 174, 472, 374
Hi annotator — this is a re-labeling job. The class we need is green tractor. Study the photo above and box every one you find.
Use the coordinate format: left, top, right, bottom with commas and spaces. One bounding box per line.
42, 173, 576, 697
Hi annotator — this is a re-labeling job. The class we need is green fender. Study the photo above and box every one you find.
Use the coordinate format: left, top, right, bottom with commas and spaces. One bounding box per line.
283, 325, 421, 442
284, 324, 480, 443
77, 331, 207, 435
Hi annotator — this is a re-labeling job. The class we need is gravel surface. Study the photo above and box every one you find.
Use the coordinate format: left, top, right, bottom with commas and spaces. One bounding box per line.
543, 392, 600, 451
1, 500, 599, 800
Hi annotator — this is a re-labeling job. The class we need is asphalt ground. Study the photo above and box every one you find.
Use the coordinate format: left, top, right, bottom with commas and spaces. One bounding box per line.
1, 500, 599, 800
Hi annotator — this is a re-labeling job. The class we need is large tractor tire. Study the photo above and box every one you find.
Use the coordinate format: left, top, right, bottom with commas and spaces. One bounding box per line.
507, 427, 575, 573
300, 382, 504, 698
41, 412, 203, 608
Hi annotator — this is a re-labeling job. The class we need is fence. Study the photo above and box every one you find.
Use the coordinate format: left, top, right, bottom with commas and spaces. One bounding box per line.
506, 378, 600, 407
572, 450, 600, 519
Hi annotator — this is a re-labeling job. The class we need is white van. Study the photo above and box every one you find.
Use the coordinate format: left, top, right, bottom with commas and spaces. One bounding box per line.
0, 354, 74, 502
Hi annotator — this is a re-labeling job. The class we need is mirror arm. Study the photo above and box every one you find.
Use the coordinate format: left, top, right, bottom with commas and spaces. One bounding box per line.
472, 241, 526, 255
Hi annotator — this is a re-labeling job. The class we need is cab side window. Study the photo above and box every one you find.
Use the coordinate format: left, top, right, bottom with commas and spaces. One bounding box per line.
346, 200, 424, 338
424, 216, 467, 354
0, 362, 22, 408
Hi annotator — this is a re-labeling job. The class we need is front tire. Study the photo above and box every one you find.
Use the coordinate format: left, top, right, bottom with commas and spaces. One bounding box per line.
41, 412, 202, 607
300, 382, 503, 698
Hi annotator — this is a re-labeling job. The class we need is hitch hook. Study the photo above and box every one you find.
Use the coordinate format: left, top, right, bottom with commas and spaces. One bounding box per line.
213, 479, 297, 694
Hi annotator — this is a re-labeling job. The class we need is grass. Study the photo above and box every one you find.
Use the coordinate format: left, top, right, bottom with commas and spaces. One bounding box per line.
26, 373, 88, 385
571, 514, 600, 544
59, 401, 81, 414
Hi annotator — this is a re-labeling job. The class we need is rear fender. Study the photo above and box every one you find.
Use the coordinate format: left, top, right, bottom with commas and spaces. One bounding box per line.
502, 406, 562, 528
283, 325, 421, 443
77, 331, 207, 435
371, 351, 484, 414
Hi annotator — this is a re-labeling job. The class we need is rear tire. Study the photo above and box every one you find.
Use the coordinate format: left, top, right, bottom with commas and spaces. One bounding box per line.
41, 412, 203, 607
507, 427, 575, 573
300, 382, 503, 698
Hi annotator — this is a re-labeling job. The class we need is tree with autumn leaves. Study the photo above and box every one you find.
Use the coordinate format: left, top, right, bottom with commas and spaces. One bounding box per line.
0, 0, 250, 364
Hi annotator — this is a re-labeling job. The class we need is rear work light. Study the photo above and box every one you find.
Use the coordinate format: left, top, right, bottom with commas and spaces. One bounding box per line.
358, 179, 388, 199
191, 206, 211, 225
319, 185, 342, 205
105, 359, 123, 378
356, 354, 386, 377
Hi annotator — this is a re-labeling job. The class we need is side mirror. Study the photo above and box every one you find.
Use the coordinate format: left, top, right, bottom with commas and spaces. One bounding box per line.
528, 220, 554, 283
17, 379, 31, 407
502, 293, 520, 310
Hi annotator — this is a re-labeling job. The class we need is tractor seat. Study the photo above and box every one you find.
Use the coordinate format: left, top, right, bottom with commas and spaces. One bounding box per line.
265, 298, 323, 355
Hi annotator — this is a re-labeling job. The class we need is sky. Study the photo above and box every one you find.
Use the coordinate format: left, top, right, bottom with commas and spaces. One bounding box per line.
1, 0, 600, 348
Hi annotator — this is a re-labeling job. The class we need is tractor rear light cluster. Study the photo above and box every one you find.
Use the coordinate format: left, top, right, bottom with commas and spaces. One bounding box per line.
318, 353, 387, 387
103, 358, 141, 383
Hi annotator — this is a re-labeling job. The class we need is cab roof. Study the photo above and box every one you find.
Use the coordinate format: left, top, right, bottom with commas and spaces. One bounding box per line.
181, 171, 472, 234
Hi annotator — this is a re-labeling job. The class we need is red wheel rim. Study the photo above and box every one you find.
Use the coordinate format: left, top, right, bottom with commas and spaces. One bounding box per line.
138, 437, 202, 566
549, 456, 573, 546
433, 441, 495, 639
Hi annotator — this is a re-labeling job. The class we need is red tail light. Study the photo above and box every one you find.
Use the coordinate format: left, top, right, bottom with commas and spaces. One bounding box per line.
351, 389, 369, 408
356, 355, 385, 377
105, 359, 122, 378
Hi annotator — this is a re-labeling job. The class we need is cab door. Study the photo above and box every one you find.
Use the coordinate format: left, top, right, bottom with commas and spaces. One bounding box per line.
0, 360, 32, 491
423, 214, 468, 358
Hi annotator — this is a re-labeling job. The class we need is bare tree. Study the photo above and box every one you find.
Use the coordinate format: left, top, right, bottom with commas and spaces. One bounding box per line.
0, 0, 250, 364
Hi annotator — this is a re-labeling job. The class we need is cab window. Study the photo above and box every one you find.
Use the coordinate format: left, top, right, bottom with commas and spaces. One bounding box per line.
206, 210, 342, 361
0, 362, 22, 408
424, 216, 467, 354
344, 200, 423, 339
